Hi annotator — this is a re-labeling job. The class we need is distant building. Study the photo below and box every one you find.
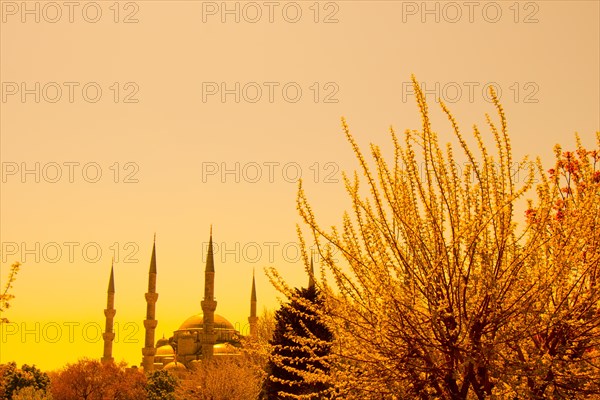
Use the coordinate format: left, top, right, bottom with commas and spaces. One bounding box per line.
101, 227, 258, 372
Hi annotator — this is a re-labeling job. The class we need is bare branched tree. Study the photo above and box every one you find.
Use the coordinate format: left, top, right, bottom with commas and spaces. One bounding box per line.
269, 76, 600, 399
1, 262, 21, 324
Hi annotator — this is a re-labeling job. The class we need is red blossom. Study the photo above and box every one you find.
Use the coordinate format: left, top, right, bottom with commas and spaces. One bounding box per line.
525, 208, 537, 223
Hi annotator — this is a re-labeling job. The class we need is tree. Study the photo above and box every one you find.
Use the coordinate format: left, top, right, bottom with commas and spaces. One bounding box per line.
115, 367, 147, 400
50, 359, 146, 400
512, 136, 600, 398
241, 308, 276, 390
1, 262, 21, 324
145, 369, 177, 400
268, 76, 600, 398
263, 284, 333, 399
12, 386, 53, 400
175, 357, 263, 400
257, 308, 277, 343
0, 362, 50, 399
0, 364, 10, 398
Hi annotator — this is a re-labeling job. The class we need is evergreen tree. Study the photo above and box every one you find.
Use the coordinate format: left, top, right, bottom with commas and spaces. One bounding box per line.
264, 284, 333, 399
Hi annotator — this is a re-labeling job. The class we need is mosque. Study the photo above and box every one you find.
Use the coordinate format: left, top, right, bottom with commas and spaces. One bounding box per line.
99, 228, 258, 372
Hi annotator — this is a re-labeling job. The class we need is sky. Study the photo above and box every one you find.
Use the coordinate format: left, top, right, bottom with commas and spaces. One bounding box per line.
0, 0, 598, 371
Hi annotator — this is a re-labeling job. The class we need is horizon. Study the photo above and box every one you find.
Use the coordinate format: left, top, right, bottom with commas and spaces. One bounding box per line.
1, 0, 599, 373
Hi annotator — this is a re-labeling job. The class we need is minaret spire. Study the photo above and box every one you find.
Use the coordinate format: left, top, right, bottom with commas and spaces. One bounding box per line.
205, 225, 215, 273
108, 261, 115, 292
308, 252, 316, 289
251, 268, 257, 302
149, 233, 157, 275
248, 268, 258, 337
142, 236, 159, 371
101, 260, 116, 364
201, 227, 217, 359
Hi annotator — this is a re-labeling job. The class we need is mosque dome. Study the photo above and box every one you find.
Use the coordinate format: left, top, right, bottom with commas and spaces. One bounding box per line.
156, 336, 169, 348
156, 345, 174, 356
163, 361, 187, 372
213, 342, 240, 356
178, 313, 236, 330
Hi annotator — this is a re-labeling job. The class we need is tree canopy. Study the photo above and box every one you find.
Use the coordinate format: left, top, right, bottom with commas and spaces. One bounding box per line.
269, 76, 600, 399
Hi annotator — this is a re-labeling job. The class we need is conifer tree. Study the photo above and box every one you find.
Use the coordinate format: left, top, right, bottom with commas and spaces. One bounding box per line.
264, 283, 333, 399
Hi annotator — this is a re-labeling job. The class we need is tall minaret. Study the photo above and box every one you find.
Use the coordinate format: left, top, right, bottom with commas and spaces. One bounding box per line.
248, 269, 258, 337
201, 226, 217, 359
101, 260, 116, 364
142, 236, 158, 372
308, 255, 316, 289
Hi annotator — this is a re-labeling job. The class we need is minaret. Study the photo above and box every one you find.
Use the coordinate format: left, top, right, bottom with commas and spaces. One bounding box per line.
248, 269, 258, 337
201, 226, 217, 359
101, 260, 116, 364
142, 236, 159, 372
308, 256, 316, 289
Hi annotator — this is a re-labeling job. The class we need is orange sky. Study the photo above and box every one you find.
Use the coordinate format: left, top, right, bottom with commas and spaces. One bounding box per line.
1, 1, 598, 371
